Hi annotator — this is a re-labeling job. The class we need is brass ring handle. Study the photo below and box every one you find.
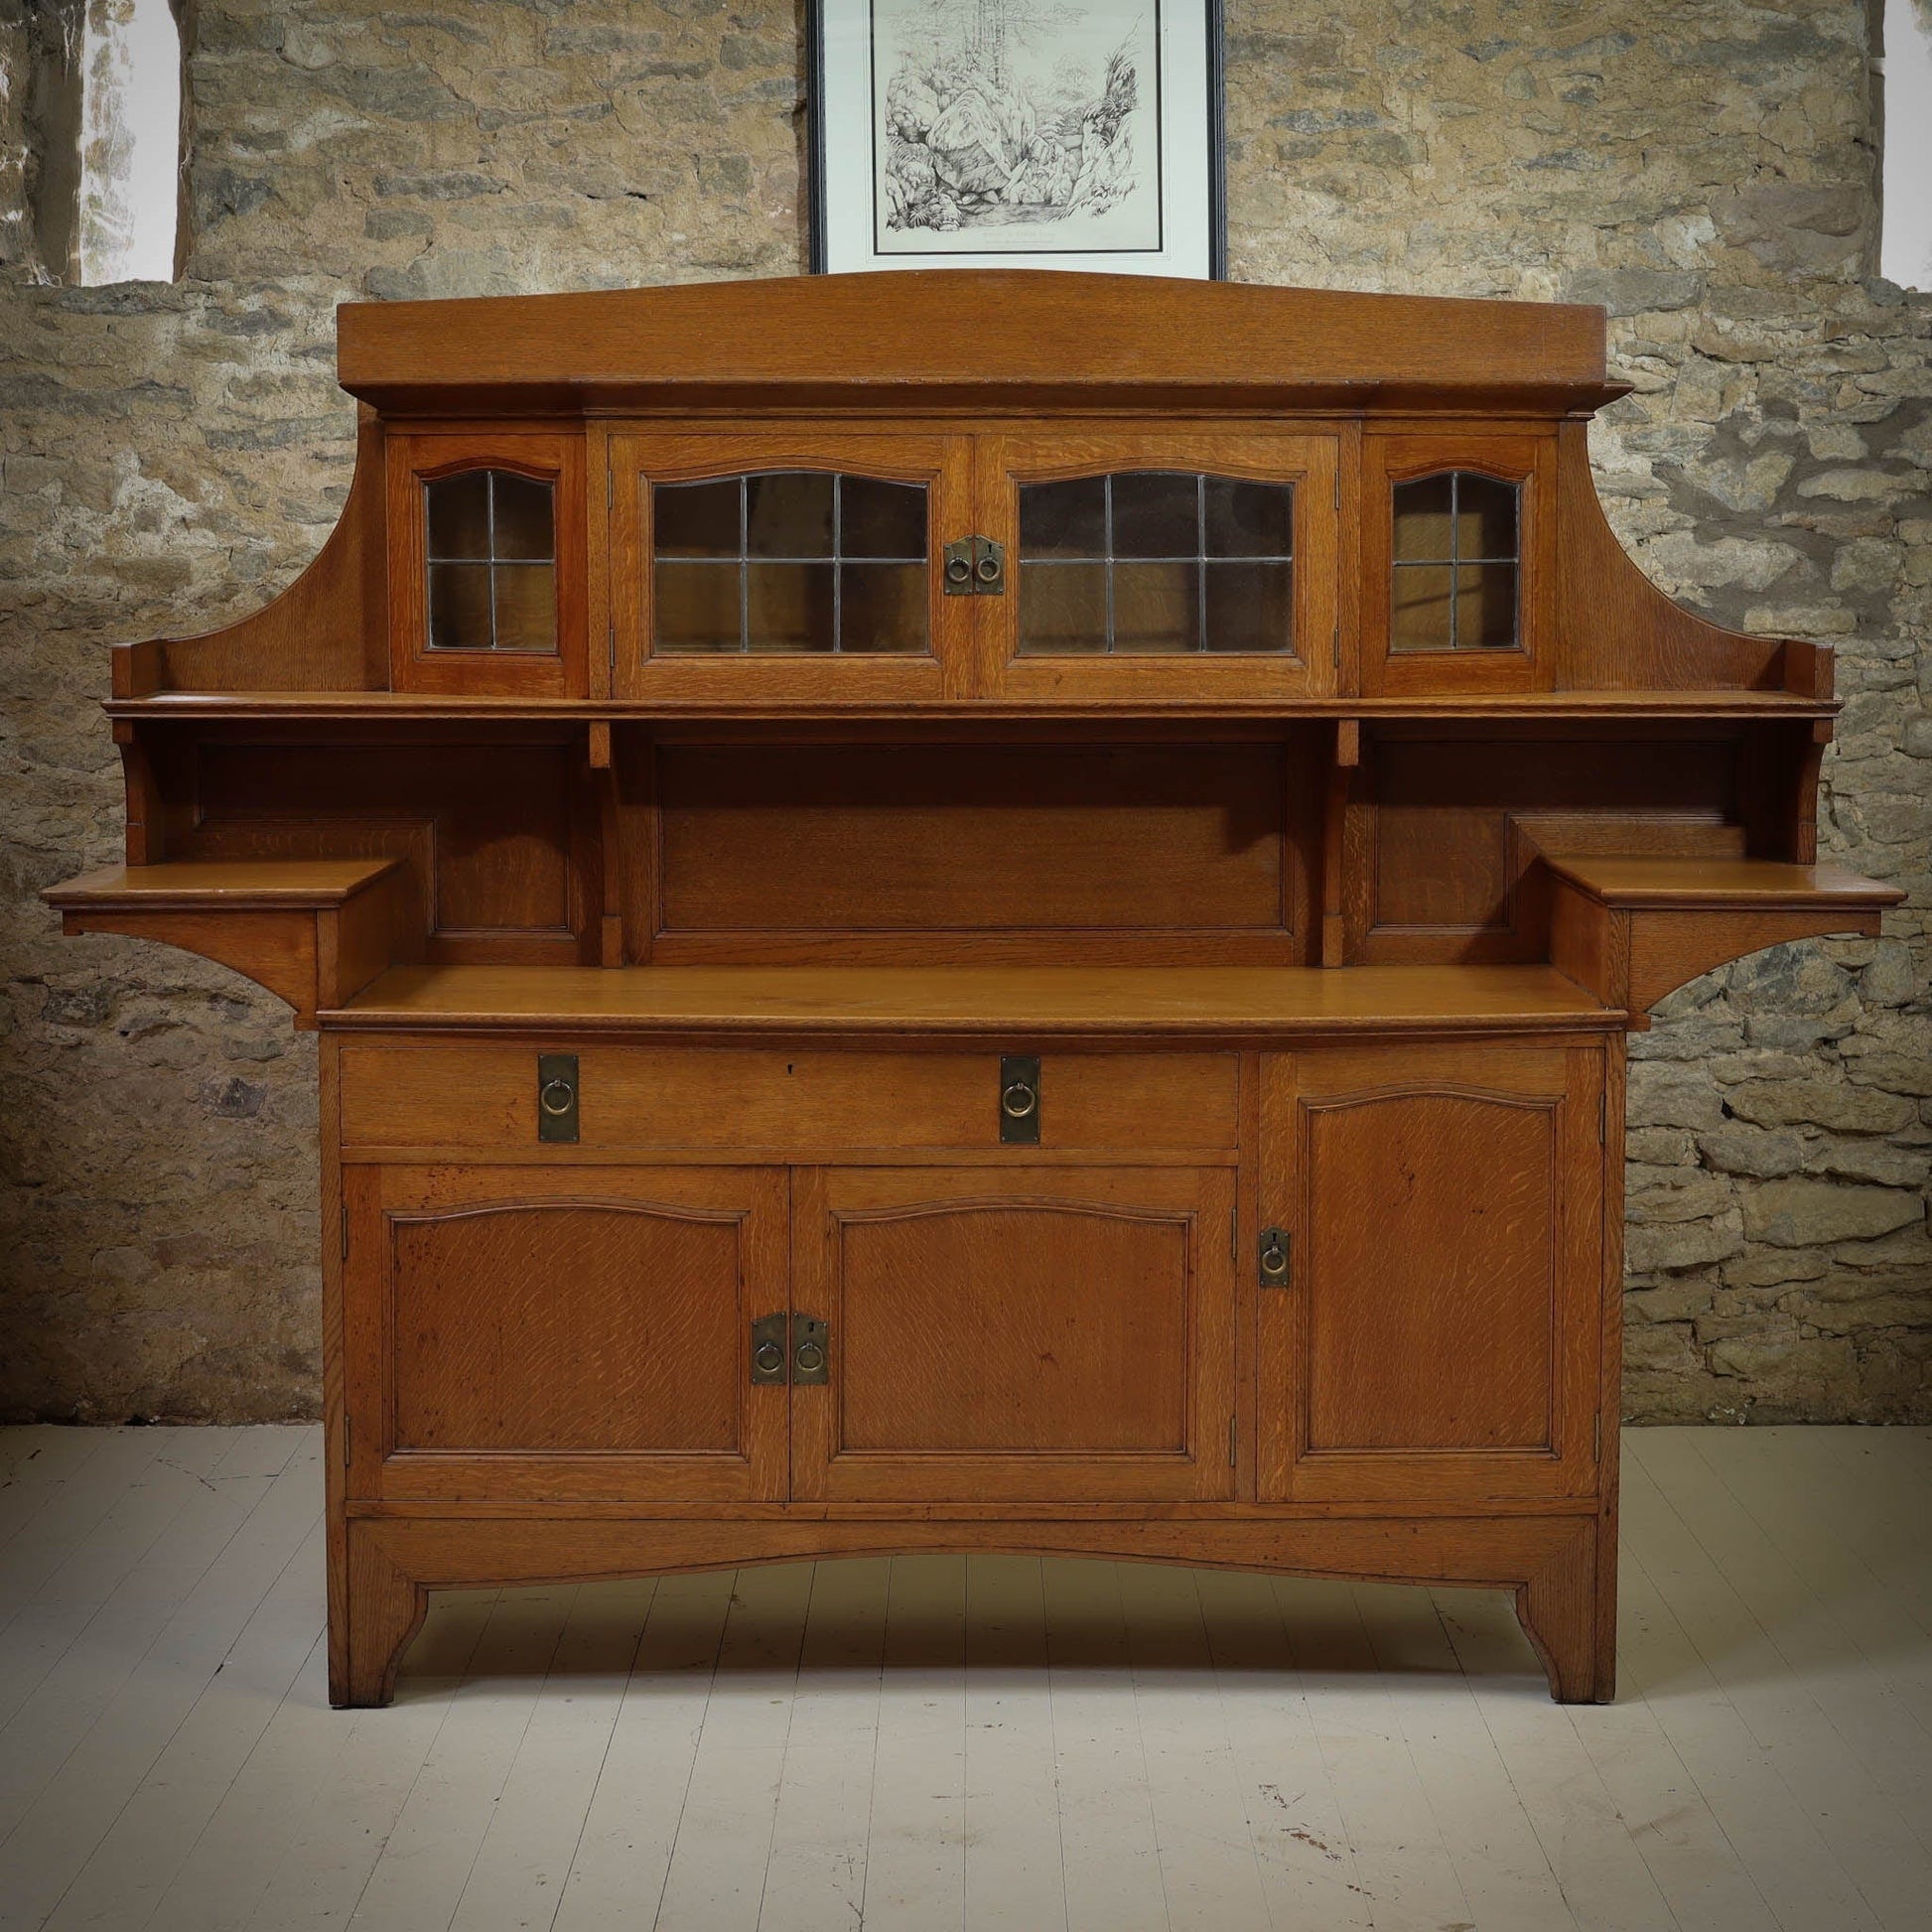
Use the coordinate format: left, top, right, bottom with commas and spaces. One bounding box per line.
753, 1340, 784, 1375
795, 1340, 825, 1373
944, 555, 973, 584
539, 1077, 575, 1117
1001, 1080, 1037, 1120
975, 553, 1002, 582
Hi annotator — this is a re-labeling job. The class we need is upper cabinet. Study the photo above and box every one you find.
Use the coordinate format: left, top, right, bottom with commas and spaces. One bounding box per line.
110, 274, 1819, 711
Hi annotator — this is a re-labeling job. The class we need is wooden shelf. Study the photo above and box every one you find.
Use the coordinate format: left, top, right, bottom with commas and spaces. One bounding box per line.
1541, 854, 1905, 1023
321, 962, 1620, 1037
100, 689, 1841, 725
46, 860, 410, 1028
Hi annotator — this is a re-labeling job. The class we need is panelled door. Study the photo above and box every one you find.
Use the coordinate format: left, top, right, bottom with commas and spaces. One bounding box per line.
1256, 1041, 1605, 1503
608, 427, 977, 702
791, 1166, 1238, 1502
976, 426, 1341, 701
344, 1164, 789, 1503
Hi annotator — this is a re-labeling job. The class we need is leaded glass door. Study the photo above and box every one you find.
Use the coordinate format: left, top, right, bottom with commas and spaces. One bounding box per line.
978, 430, 1340, 700
610, 431, 976, 700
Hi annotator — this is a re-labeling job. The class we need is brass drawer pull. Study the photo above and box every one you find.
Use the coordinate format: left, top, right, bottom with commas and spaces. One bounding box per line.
536, 1053, 579, 1143
999, 1054, 1040, 1144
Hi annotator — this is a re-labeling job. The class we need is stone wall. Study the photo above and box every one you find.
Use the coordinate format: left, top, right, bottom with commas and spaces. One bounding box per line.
1, 0, 1926, 1423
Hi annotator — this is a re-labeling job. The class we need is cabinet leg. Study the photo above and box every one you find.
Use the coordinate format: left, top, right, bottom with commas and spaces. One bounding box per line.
1515, 1520, 1615, 1704
332, 1527, 428, 1709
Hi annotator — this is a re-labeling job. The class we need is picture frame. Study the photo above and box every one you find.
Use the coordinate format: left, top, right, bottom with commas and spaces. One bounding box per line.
807, 0, 1226, 280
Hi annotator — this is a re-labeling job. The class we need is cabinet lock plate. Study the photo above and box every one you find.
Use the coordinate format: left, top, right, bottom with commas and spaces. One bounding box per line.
943, 535, 1006, 596
537, 1053, 579, 1143
999, 1054, 1040, 1144
1258, 1226, 1292, 1287
751, 1312, 831, 1386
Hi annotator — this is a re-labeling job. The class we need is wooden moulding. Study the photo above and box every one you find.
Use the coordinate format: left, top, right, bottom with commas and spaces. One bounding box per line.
337, 1511, 1607, 1707
45, 858, 410, 1029
336, 271, 1616, 413
1540, 853, 1904, 1023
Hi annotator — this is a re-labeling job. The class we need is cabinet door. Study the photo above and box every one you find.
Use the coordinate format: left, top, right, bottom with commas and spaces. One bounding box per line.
387, 430, 589, 697
792, 1167, 1236, 1502
1360, 432, 1556, 697
1257, 1043, 1603, 1503
977, 427, 1339, 701
344, 1165, 789, 1503
610, 428, 976, 703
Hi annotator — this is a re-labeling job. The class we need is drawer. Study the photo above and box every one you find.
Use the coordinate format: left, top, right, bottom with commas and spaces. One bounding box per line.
338, 1042, 1239, 1154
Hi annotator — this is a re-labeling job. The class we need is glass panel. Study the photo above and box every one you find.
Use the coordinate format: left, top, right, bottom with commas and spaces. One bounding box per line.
747, 561, 835, 652
1020, 478, 1106, 558
1391, 564, 1455, 650
747, 472, 834, 557
654, 479, 740, 558
426, 472, 489, 560
427, 562, 491, 649
1456, 475, 1519, 560
490, 564, 556, 651
840, 562, 926, 652
1111, 473, 1199, 558
1018, 562, 1108, 654
1392, 474, 1455, 562
842, 477, 926, 559
1112, 562, 1198, 653
654, 561, 741, 652
491, 474, 555, 561
1205, 479, 1293, 558
1458, 562, 1518, 647
1205, 561, 1293, 653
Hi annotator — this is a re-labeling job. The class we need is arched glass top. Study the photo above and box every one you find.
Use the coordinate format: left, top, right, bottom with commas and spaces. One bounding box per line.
1390, 471, 1519, 651
425, 469, 557, 653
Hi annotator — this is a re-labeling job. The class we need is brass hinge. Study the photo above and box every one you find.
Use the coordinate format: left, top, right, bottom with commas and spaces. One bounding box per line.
1230, 1204, 1238, 1264
341, 1417, 350, 1469
1228, 1415, 1237, 1467
1332, 469, 1340, 510
1332, 620, 1340, 667
608, 620, 616, 672
340, 1204, 348, 1262
1598, 1091, 1607, 1145
607, 470, 615, 510
1594, 1412, 1602, 1461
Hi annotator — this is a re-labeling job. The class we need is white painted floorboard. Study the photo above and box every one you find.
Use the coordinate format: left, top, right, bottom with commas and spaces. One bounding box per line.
0, 1426, 1928, 1931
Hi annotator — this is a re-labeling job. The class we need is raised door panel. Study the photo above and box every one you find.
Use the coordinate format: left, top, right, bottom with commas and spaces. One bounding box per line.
1257, 1042, 1603, 1503
344, 1164, 788, 1502
793, 1167, 1236, 1501
609, 428, 974, 703
977, 426, 1340, 701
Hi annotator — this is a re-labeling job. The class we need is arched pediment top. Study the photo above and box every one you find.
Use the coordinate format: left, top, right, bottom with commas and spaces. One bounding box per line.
336, 270, 1622, 413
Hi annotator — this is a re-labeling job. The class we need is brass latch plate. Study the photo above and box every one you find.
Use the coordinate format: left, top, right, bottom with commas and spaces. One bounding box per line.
943, 535, 1007, 596
537, 1053, 579, 1143
1000, 1054, 1040, 1145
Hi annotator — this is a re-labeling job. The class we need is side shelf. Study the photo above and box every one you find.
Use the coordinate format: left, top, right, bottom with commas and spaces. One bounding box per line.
45, 858, 410, 1028
1541, 854, 1904, 1024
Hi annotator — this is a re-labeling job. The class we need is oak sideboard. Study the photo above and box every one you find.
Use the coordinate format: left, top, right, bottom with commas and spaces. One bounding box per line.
49, 272, 1901, 1705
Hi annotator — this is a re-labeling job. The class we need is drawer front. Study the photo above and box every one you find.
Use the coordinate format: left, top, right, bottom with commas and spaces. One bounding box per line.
339, 1042, 1238, 1155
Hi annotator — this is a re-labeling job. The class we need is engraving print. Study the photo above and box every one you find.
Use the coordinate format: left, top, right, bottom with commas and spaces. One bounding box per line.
873, 0, 1163, 254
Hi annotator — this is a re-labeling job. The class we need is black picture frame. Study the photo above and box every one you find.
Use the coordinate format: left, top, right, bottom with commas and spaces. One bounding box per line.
806, 0, 1227, 280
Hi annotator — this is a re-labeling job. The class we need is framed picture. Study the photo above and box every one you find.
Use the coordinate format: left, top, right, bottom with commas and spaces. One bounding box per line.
808, 0, 1226, 280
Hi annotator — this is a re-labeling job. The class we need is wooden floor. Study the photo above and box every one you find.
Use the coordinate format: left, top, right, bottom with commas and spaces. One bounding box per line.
0, 1429, 1928, 1931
